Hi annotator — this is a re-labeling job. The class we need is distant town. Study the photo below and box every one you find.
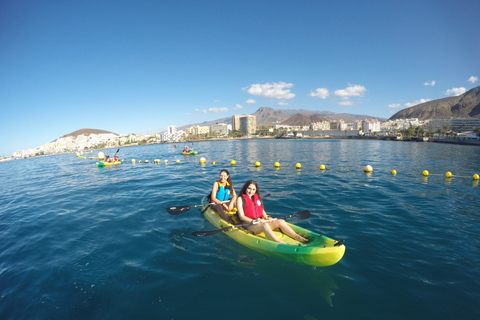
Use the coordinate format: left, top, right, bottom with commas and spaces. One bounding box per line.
2, 115, 480, 162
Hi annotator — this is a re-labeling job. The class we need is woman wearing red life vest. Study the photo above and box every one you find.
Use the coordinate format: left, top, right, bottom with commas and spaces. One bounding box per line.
236, 180, 308, 244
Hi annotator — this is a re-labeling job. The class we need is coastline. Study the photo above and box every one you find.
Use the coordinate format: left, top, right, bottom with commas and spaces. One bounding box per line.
3, 134, 479, 162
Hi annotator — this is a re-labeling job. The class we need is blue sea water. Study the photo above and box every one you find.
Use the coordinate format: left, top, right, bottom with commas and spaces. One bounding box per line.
1, 139, 479, 320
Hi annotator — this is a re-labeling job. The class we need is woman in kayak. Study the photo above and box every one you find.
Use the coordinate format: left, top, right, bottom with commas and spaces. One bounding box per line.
236, 180, 308, 244
211, 169, 237, 213
113, 154, 119, 162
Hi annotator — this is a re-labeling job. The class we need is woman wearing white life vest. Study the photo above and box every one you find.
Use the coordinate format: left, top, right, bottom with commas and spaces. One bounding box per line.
236, 180, 308, 244
211, 169, 237, 213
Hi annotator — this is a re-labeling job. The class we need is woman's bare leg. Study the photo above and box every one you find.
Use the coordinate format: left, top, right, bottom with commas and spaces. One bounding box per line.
269, 220, 308, 242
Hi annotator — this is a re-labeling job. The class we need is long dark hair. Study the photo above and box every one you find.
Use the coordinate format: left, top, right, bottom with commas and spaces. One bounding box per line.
219, 169, 233, 191
239, 180, 263, 206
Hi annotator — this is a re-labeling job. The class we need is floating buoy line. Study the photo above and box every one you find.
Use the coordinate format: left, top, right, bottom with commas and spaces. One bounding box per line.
78, 152, 478, 184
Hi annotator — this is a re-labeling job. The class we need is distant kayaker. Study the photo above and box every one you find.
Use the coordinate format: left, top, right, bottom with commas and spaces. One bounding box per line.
236, 180, 308, 244
113, 154, 119, 162
105, 156, 112, 163
211, 169, 237, 214
183, 145, 188, 152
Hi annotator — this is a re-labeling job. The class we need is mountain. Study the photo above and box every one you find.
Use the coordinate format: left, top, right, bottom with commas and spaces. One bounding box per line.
390, 86, 480, 120
177, 107, 384, 130
281, 113, 328, 126
253, 107, 291, 125
58, 128, 117, 139
279, 109, 385, 122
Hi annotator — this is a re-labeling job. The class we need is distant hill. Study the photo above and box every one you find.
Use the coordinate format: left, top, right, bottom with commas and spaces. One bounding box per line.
280, 109, 385, 122
60, 128, 117, 139
253, 107, 291, 125
390, 86, 480, 120
281, 113, 328, 126
178, 106, 384, 130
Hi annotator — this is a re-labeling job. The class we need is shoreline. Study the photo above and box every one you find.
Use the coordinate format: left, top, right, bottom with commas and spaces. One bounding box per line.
3, 135, 479, 162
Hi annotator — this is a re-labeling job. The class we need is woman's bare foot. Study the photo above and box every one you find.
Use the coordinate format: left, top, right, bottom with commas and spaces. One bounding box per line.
295, 235, 308, 242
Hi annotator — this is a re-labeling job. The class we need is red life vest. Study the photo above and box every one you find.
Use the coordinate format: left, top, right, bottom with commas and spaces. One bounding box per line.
242, 194, 263, 219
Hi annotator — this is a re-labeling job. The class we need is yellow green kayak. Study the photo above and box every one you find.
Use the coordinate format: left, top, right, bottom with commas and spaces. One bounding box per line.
182, 151, 198, 155
200, 197, 345, 267
96, 160, 122, 167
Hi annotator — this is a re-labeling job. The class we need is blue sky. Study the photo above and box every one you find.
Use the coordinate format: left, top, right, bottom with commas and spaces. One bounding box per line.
1, 0, 479, 156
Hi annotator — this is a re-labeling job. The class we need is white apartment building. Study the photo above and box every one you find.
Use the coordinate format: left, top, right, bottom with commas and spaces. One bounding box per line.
209, 123, 231, 136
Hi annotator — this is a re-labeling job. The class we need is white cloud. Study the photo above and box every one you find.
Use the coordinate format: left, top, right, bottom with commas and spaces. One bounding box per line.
233, 104, 244, 110
424, 81, 435, 86
195, 109, 200, 112
404, 99, 431, 108
214, 99, 221, 103
278, 101, 288, 106
467, 76, 478, 83
338, 101, 353, 106
388, 103, 402, 108
244, 82, 295, 100
202, 107, 229, 114
445, 87, 466, 96
309, 88, 329, 99
246, 99, 256, 104
334, 84, 366, 100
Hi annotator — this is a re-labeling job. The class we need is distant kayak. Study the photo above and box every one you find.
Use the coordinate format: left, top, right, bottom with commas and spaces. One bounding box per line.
96, 160, 122, 167
182, 151, 198, 155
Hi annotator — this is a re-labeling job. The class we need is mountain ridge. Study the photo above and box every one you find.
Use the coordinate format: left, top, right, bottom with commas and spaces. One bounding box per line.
390, 86, 480, 120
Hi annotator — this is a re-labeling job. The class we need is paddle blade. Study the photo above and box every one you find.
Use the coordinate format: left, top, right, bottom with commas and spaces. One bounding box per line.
295, 210, 311, 220
192, 227, 229, 237
166, 206, 191, 215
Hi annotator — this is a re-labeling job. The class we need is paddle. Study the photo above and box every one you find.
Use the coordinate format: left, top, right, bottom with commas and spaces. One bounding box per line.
191, 210, 311, 237
167, 193, 271, 215
167, 203, 212, 215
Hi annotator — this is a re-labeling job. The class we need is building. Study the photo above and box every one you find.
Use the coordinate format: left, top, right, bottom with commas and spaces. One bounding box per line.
209, 123, 231, 136
161, 129, 185, 142
232, 115, 243, 131
362, 119, 381, 134
186, 125, 210, 136
423, 118, 480, 132
240, 115, 257, 134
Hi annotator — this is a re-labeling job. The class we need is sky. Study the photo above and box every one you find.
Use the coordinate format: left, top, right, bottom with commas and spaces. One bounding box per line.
1, 0, 479, 156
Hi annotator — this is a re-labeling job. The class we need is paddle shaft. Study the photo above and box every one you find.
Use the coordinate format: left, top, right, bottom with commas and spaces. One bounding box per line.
167, 193, 271, 215
191, 210, 310, 237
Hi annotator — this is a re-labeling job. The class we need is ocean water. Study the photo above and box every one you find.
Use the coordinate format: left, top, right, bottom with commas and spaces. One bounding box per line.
1, 139, 479, 320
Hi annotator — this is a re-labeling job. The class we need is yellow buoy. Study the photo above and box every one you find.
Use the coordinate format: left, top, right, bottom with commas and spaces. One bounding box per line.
212, 161, 216, 165
255, 161, 261, 167
364, 165, 373, 173
391, 169, 397, 175
320, 164, 326, 170
145, 160, 149, 163
422, 170, 429, 176
473, 173, 479, 180
176, 160, 180, 163
164, 160, 168, 163
231, 160, 236, 166
445, 172, 452, 178
199, 157, 206, 163
98, 152, 105, 160
274, 162, 280, 167
139, 160, 142, 163
131, 159, 136, 163
295, 163, 301, 169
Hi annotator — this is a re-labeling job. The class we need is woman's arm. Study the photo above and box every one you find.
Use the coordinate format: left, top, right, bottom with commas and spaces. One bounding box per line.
227, 187, 237, 211
211, 182, 220, 204
236, 197, 253, 223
